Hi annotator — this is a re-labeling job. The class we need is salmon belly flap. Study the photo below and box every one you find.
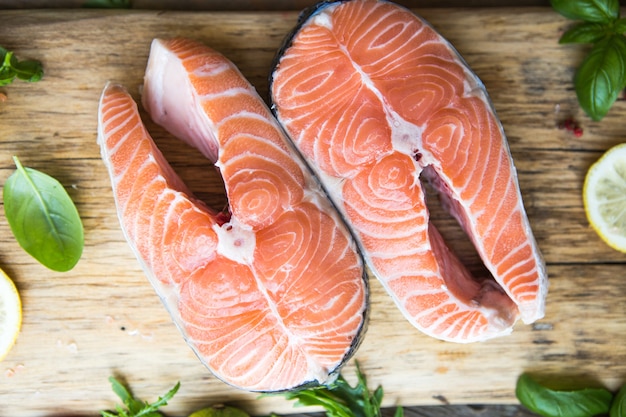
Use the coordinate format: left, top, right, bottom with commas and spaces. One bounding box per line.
97, 38, 368, 392
269, 0, 548, 342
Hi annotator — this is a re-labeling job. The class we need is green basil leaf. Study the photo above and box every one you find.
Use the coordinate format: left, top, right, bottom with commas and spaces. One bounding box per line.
2, 156, 84, 272
0, 50, 16, 85
611, 384, 626, 417
0, 46, 43, 86
0, 66, 17, 86
551, 0, 620, 23
615, 17, 626, 34
560, 22, 609, 43
516, 374, 613, 417
574, 33, 626, 120
12, 59, 44, 82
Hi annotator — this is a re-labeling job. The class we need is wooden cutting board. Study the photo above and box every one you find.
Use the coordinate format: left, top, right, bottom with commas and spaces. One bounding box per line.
1, 7, 625, 417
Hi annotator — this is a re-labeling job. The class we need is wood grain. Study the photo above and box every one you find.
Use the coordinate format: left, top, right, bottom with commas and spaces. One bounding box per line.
0, 0, 555, 10
0, 8, 625, 417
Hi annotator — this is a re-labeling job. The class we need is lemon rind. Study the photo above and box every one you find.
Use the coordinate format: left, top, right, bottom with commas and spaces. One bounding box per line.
0, 269, 22, 362
583, 143, 626, 253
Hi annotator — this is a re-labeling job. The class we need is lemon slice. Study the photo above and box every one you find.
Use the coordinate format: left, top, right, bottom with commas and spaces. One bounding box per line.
0, 267, 22, 361
583, 143, 626, 253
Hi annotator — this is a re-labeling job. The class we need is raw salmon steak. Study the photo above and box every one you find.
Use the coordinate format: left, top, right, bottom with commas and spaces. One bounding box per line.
97, 38, 368, 391
270, 0, 548, 342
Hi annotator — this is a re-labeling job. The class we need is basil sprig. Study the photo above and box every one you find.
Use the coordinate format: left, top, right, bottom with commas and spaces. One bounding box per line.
0, 47, 43, 87
516, 373, 625, 417
3, 156, 84, 272
551, 0, 626, 121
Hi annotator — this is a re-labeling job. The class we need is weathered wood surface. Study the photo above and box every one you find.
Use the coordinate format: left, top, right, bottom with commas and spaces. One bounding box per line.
0, 0, 554, 10
0, 7, 625, 417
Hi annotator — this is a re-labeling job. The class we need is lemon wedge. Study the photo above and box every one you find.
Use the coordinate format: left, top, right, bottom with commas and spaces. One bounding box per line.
0, 267, 22, 361
583, 143, 626, 253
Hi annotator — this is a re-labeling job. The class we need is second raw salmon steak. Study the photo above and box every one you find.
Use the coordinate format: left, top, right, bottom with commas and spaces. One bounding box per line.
270, 0, 548, 342
98, 38, 368, 391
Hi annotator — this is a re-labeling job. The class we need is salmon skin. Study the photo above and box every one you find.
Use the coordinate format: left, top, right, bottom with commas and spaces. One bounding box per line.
97, 38, 368, 391
269, 0, 548, 342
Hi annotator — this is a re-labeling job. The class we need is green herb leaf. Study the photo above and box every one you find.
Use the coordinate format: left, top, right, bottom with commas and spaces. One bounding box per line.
109, 377, 142, 412
516, 374, 613, 417
574, 33, 626, 120
611, 384, 626, 417
0, 47, 43, 86
268, 361, 399, 417
2, 156, 84, 272
0, 50, 17, 86
278, 386, 354, 417
12, 59, 44, 82
330, 361, 382, 417
110, 377, 133, 403
102, 377, 180, 417
615, 17, 626, 34
551, 0, 620, 24
560, 22, 610, 43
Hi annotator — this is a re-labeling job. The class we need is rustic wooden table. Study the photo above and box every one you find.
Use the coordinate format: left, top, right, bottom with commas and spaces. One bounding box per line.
0, 2, 624, 417
0, 0, 554, 9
